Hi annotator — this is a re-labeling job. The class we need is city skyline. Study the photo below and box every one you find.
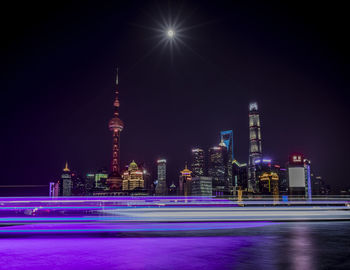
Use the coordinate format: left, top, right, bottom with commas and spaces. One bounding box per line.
2, 1, 349, 192
53, 95, 328, 197
1, 2, 350, 269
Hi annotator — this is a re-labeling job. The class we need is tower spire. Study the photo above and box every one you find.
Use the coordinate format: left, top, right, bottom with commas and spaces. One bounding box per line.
107, 68, 124, 191
113, 68, 120, 115
63, 161, 70, 172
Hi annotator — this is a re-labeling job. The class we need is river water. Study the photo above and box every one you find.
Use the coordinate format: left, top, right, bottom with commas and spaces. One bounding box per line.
0, 221, 349, 270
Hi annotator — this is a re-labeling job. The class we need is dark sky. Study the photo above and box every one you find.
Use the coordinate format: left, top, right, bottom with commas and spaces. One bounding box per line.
2, 1, 349, 191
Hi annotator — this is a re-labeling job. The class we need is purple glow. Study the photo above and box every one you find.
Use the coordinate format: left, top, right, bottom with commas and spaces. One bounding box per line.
0, 197, 348, 228
306, 164, 312, 200
0, 216, 127, 223
0, 221, 275, 234
0, 235, 266, 270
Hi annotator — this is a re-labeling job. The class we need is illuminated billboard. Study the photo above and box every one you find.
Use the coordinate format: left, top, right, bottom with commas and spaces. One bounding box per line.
289, 154, 304, 165
288, 167, 305, 188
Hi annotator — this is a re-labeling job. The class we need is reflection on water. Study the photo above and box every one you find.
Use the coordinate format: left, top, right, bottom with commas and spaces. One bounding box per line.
0, 222, 349, 270
289, 226, 315, 270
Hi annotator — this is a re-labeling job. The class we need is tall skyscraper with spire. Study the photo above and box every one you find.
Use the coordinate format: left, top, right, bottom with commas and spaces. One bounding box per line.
61, 161, 72, 196
106, 69, 124, 190
248, 102, 262, 192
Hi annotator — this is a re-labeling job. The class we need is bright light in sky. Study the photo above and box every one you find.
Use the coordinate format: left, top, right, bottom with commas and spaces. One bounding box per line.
167, 29, 175, 38
130, 6, 210, 64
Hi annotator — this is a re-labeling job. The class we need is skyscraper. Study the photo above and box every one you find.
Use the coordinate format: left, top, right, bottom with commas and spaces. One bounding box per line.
208, 144, 228, 196
220, 130, 234, 160
220, 130, 234, 189
191, 148, 205, 176
49, 182, 59, 197
179, 164, 192, 196
304, 159, 312, 199
155, 159, 167, 195
248, 102, 262, 193
95, 168, 108, 189
85, 173, 95, 195
232, 159, 247, 191
275, 166, 288, 195
191, 176, 212, 196
71, 173, 85, 196
106, 70, 124, 191
61, 161, 72, 196
287, 153, 312, 197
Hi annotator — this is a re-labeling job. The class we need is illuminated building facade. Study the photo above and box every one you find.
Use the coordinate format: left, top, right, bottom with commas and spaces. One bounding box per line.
220, 130, 234, 160
248, 102, 262, 193
106, 70, 124, 191
155, 159, 167, 195
304, 159, 312, 199
259, 172, 279, 196
85, 173, 95, 193
95, 169, 108, 189
254, 158, 283, 196
208, 144, 228, 196
122, 160, 144, 191
72, 173, 85, 196
191, 148, 205, 176
220, 130, 234, 187
179, 165, 192, 196
61, 162, 72, 196
49, 182, 59, 197
254, 158, 271, 169
191, 176, 212, 196
287, 153, 312, 197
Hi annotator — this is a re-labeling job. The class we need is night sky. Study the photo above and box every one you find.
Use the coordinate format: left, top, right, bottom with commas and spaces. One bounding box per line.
2, 1, 349, 191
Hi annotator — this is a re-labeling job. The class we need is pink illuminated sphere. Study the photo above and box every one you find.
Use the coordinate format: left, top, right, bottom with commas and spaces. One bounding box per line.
109, 117, 124, 131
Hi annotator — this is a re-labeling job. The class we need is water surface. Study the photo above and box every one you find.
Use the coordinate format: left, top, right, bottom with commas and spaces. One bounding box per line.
0, 222, 349, 270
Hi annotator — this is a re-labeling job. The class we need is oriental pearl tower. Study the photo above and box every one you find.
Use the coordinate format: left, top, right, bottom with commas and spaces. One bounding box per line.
106, 69, 124, 191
